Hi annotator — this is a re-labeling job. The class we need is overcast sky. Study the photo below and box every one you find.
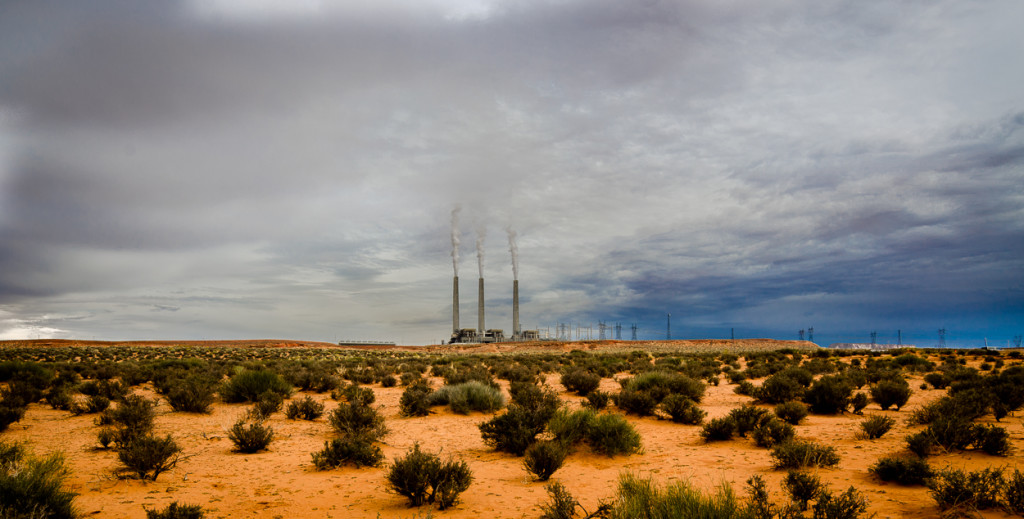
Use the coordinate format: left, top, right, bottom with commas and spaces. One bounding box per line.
1, 0, 1022, 347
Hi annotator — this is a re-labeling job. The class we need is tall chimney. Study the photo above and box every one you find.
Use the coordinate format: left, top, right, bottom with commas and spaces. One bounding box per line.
512, 279, 520, 338
478, 277, 485, 335
452, 276, 460, 333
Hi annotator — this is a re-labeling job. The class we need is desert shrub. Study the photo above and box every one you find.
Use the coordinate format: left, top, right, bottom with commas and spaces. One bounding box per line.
869, 379, 912, 411
227, 419, 274, 453
328, 401, 388, 442
770, 440, 840, 469
905, 431, 935, 458
220, 369, 291, 403
523, 441, 568, 481
145, 502, 205, 519
547, 408, 597, 446
972, 424, 1011, 456
1006, 469, 1024, 515
428, 381, 505, 414
583, 390, 610, 410
386, 444, 472, 510
332, 382, 375, 406
755, 370, 808, 404
508, 383, 560, 417
859, 415, 895, 439
380, 374, 398, 388
539, 481, 582, 519
117, 434, 180, 481
774, 401, 808, 425
612, 389, 659, 416
45, 388, 75, 411
561, 369, 601, 396
700, 417, 736, 442
868, 455, 932, 485
784, 470, 822, 511
100, 394, 156, 447
620, 371, 706, 403
284, 396, 325, 420
249, 391, 284, 419
660, 394, 705, 425
928, 467, 1004, 511
0, 441, 77, 519
734, 380, 756, 397
924, 372, 949, 389
751, 417, 795, 448
311, 438, 383, 469
927, 417, 978, 452
604, 472, 744, 519
164, 377, 216, 413
728, 405, 770, 437
813, 486, 869, 519
71, 394, 111, 415
803, 375, 853, 414
479, 405, 547, 455
399, 381, 433, 417
850, 393, 869, 415
586, 413, 642, 457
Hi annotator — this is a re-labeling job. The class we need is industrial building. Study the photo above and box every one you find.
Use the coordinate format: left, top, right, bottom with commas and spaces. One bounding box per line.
448, 276, 540, 344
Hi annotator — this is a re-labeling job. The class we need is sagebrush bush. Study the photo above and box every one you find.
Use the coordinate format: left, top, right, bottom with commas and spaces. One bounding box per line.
612, 389, 659, 416
227, 419, 274, 453
784, 470, 821, 511
728, 405, 770, 438
700, 417, 736, 443
850, 393, 869, 415
427, 381, 505, 414
221, 369, 291, 403
117, 434, 180, 481
284, 396, 325, 420
803, 375, 853, 415
249, 391, 284, 420
311, 438, 383, 469
586, 413, 642, 457
71, 394, 111, 415
583, 390, 610, 411
0, 441, 77, 519
869, 379, 912, 411
604, 472, 744, 519
859, 415, 895, 440
523, 441, 568, 481
868, 455, 932, 485
145, 502, 205, 519
774, 401, 808, 425
660, 394, 705, 425
539, 482, 580, 519
928, 467, 1004, 511
547, 408, 597, 446
621, 371, 706, 403
770, 440, 840, 469
755, 370, 808, 404
813, 486, 869, 519
328, 400, 388, 442
164, 377, 216, 414
751, 417, 795, 448
561, 369, 602, 396
972, 424, 1011, 456
100, 394, 156, 447
399, 381, 433, 417
1006, 469, 1024, 515
905, 431, 935, 458
386, 444, 472, 510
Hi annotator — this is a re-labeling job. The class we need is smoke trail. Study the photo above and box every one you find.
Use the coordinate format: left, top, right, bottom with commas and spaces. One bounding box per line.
450, 206, 461, 276
506, 227, 518, 280
475, 226, 486, 279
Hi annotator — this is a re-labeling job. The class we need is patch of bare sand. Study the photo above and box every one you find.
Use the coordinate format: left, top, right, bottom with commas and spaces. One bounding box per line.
5, 363, 1024, 518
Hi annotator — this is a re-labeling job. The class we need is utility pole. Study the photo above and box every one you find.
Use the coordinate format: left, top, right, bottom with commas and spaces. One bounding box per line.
897, 330, 902, 345
731, 328, 735, 340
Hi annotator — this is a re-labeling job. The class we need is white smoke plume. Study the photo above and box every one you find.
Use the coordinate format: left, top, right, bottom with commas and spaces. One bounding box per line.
506, 226, 518, 280
450, 206, 461, 277
475, 226, 486, 279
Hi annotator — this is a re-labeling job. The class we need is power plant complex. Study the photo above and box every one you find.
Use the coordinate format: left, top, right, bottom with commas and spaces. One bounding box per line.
448, 275, 540, 343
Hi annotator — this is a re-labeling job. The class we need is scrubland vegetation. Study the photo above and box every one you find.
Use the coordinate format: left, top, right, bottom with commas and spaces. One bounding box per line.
1, 343, 1023, 517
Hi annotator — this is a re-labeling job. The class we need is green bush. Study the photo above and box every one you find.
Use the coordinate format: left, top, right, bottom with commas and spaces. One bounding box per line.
479, 405, 547, 455
774, 401, 808, 425
770, 440, 840, 469
1006, 469, 1024, 515
117, 434, 180, 481
227, 419, 274, 453
0, 441, 77, 519
586, 413, 642, 457
727, 405, 770, 438
221, 369, 291, 403
70, 394, 111, 415
604, 472, 745, 519
868, 455, 932, 485
427, 381, 505, 414
859, 415, 895, 440
813, 486, 869, 519
923, 372, 949, 389
399, 381, 433, 417
249, 391, 284, 419
803, 375, 853, 414
905, 431, 935, 458
523, 441, 568, 481
850, 393, 869, 415
100, 394, 156, 447
380, 374, 398, 388
145, 502, 205, 519
621, 371, 706, 403
328, 401, 388, 442
755, 371, 808, 404
539, 481, 581, 519
660, 394, 705, 424
547, 408, 597, 446
612, 389, 659, 416
869, 379, 912, 411
164, 377, 216, 414
45, 388, 74, 411
784, 470, 821, 511
311, 438, 383, 469
928, 467, 1004, 511
751, 417, 795, 448
700, 417, 736, 443
386, 444, 472, 510
583, 390, 610, 411
972, 424, 1011, 456
561, 369, 601, 396
284, 396, 325, 420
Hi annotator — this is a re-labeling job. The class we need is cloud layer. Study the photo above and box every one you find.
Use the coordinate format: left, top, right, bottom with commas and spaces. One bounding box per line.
1, 0, 1022, 346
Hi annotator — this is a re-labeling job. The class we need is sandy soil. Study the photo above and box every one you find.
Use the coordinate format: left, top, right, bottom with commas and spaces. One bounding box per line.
4, 354, 1023, 518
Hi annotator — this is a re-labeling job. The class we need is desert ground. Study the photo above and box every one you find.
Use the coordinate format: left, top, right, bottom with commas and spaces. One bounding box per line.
2, 340, 1022, 518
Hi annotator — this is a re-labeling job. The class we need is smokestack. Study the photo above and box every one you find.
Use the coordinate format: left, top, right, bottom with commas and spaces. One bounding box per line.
453, 276, 460, 333
478, 277, 485, 335
513, 279, 520, 337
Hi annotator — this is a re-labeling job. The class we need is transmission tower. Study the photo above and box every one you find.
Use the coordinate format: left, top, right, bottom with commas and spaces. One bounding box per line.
897, 330, 902, 345
808, 327, 814, 342
615, 323, 622, 340
598, 321, 607, 340
799, 329, 805, 341
631, 323, 638, 341
938, 328, 946, 348
870, 331, 877, 345
1014, 335, 1022, 348
667, 313, 671, 340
